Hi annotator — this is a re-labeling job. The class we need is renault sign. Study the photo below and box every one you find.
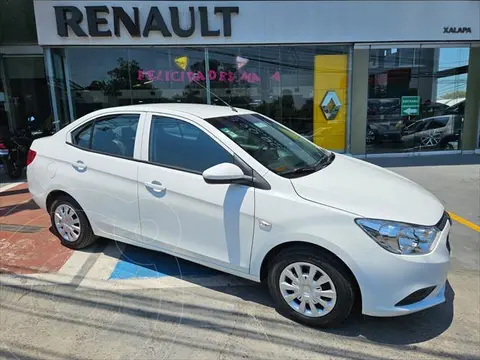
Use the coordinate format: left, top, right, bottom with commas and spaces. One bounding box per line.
321, 91, 342, 120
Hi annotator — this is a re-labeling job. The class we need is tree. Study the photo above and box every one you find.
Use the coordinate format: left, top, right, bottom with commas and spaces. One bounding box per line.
87, 58, 154, 96
439, 90, 466, 100
105, 58, 154, 96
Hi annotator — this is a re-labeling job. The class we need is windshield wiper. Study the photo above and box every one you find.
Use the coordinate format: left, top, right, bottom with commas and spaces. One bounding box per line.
280, 166, 317, 177
315, 151, 335, 169
280, 152, 335, 177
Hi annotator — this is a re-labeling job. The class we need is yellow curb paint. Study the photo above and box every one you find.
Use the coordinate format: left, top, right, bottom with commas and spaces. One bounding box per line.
448, 211, 480, 233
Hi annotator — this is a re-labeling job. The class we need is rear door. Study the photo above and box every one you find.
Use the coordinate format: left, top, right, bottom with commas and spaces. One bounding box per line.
65, 112, 145, 241
137, 113, 255, 273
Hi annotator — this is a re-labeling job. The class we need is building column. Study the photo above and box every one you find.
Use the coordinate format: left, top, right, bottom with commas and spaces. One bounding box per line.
0, 54, 14, 132
462, 46, 480, 151
44, 48, 60, 132
349, 49, 369, 155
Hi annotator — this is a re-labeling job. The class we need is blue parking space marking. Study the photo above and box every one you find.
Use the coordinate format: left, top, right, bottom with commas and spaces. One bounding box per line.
109, 245, 220, 280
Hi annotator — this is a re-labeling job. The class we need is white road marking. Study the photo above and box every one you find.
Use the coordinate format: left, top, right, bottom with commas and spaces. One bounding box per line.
0, 182, 26, 193
0, 244, 105, 288
77, 274, 250, 291
0, 239, 252, 291
76, 241, 251, 290
57, 248, 97, 275
80, 241, 127, 282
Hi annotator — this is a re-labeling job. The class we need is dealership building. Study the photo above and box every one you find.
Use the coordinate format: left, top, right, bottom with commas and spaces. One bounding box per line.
0, 0, 479, 156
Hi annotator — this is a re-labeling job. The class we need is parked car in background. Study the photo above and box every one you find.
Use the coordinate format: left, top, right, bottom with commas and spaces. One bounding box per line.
367, 98, 404, 144
442, 99, 465, 116
27, 104, 451, 328
401, 114, 463, 150
0, 139, 8, 171
366, 121, 404, 144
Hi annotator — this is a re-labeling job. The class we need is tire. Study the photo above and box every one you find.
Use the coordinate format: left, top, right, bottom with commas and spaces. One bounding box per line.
49, 195, 97, 249
267, 246, 355, 328
6, 160, 23, 179
443, 142, 454, 150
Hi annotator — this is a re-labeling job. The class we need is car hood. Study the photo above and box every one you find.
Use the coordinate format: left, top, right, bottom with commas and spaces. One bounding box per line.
290, 154, 444, 225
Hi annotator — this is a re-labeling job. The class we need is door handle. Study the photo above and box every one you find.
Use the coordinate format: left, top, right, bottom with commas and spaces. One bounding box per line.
72, 160, 87, 171
144, 181, 166, 192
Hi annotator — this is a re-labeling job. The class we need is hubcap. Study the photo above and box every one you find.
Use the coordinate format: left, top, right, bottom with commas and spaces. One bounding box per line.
54, 204, 81, 242
279, 262, 337, 317
366, 130, 375, 144
420, 130, 442, 147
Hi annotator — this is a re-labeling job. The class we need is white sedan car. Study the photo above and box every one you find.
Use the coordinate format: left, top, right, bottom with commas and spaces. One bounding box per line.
27, 104, 451, 327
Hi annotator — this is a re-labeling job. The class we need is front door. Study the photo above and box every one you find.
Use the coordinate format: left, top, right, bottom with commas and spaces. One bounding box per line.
137, 114, 255, 273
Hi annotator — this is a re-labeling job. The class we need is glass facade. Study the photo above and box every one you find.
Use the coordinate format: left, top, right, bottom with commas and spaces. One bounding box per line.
366, 47, 470, 153
0, 66, 8, 137
2, 43, 477, 155
1, 56, 52, 133
61, 45, 350, 151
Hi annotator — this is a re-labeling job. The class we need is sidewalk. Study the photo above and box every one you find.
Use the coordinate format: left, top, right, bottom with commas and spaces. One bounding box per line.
0, 182, 74, 274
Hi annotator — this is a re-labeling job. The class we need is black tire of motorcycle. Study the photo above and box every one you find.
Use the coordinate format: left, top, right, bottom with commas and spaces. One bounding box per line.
6, 160, 23, 179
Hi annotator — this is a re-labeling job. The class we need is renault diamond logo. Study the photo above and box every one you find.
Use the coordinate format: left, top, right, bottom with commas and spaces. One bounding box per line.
321, 90, 342, 120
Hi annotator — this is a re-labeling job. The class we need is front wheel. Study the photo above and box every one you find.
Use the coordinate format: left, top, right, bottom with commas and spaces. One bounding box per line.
366, 129, 377, 145
267, 247, 355, 328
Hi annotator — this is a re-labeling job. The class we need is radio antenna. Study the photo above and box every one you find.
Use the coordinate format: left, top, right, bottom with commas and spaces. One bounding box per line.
192, 77, 238, 113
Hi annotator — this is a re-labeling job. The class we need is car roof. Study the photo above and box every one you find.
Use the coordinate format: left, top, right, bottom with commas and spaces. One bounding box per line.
90, 103, 254, 119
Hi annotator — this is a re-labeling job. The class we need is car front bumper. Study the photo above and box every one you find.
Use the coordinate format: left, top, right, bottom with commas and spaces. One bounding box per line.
359, 219, 451, 317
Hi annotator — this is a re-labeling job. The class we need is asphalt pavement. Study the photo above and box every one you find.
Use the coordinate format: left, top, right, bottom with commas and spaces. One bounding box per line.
0, 155, 479, 360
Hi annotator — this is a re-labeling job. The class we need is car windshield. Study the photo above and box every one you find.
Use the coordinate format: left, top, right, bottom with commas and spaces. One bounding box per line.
206, 113, 331, 177
443, 101, 464, 115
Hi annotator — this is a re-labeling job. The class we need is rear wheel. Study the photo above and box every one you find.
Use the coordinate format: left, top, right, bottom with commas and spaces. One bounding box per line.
267, 247, 355, 328
50, 196, 97, 249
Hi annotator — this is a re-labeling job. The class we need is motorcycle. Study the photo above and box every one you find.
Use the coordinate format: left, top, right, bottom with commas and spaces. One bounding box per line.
0, 118, 54, 179
0, 138, 9, 175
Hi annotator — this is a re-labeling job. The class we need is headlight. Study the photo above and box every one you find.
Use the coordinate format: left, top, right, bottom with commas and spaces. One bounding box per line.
355, 219, 441, 255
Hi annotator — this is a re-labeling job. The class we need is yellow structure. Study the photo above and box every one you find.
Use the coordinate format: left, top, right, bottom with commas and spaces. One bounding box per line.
313, 54, 348, 151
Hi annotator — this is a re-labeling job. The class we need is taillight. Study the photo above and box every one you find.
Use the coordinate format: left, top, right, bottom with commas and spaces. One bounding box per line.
26, 149, 36, 166
0, 143, 6, 149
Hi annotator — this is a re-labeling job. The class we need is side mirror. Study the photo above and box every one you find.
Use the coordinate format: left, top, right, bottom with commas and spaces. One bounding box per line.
202, 163, 251, 185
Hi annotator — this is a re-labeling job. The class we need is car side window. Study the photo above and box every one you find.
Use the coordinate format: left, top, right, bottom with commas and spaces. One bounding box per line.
425, 117, 449, 130
72, 114, 140, 158
73, 123, 93, 149
149, 116, 233, 173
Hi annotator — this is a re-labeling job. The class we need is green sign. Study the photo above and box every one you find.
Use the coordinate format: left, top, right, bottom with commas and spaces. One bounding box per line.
401, 96, 420, 116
